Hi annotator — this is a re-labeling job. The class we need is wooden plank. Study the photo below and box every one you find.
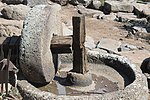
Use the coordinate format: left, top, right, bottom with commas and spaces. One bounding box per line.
72, 15, 87, 74
0, 35, 72, 54
50, 35, 72, 53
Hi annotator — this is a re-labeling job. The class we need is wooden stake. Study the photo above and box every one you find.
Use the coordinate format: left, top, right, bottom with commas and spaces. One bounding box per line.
72, 15, 87, 74
5, 49, 11, 96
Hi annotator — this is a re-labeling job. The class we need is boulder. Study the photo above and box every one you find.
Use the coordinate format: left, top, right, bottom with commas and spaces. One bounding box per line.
0, 18, 23, 36
0, 24, 22, 36
26, 0, 53, 7
20, 4, 61, 84
70, 0, 92, 7
143, 9, 150, 17
88, 0, 102, 10
96, 38, 121, 53
112, 0, 137, 3
99, 13, 116, 21
1, 0, 25, 4
115, 12, 137, 22
0, 1, 6, 12
141, 0, 150, 2
1, 4, 30, 20
77, 5, 103, 16
85, 36, 95, 50
51, 0, 69, 6
103, 1, 134, 14
133, 3, 149, 18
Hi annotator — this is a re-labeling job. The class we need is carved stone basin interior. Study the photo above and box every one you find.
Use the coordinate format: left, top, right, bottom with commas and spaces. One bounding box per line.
17, 50, 148, 100
38, 50, 135, 95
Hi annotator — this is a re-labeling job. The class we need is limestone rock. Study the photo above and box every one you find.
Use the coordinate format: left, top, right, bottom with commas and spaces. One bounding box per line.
143, 9, 150, 16
20, 4, 61, 84
118, 43, 138, 52
0, 1, 6, 12
51, 0, 69, 6
111, 0, 137, 3
133, 26, 147, 33
103, 1, 134, 14
96, 38, 121, 53
70, 0, 92, 7
0, 24, 22, 36
99, 13, 116, 21
115, 12, 137, 22
1, 4, 30, 20
85, 36, 95, 50
66, 72, 92, 86
88, 0, 102, 10
1, 0, 25, 4
26, 0, 52, 7
0, 18, 23, 36
77, 5, 103, 16
133, 3, 149, 17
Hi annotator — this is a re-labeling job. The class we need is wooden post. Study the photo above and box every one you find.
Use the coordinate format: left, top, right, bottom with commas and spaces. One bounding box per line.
72, 15, 87, 74
5, 49, 11, 96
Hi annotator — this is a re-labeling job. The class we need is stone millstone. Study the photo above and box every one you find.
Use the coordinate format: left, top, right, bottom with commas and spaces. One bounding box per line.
20, 4, 61, 84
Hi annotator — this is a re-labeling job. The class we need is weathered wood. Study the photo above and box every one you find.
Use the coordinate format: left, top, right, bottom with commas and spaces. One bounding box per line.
51, 35, 72, 53
5, 49, 11, 96
0, 35, 72, 54
72, 15, 87, 74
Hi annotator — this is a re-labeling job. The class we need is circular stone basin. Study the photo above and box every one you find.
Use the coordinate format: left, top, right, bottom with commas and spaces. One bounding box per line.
38, 63, 124, 95
17, 50, 148, 100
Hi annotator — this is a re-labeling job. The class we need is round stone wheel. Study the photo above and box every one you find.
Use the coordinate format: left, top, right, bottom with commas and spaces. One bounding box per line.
19, 4, 61, 84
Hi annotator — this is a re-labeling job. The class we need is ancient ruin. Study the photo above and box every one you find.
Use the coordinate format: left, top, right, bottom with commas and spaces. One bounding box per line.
0, 0, 150, 99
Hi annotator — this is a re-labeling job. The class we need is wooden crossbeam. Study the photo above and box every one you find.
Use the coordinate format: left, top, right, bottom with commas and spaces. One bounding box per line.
0, 35, 72, 54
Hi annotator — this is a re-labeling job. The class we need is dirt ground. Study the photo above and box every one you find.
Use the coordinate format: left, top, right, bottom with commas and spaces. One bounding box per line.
61, 4, 150, 65
61, 4, 150, 99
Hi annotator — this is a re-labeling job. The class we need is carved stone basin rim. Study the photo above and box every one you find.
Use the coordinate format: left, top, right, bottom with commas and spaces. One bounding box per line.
17, 50, 148, 100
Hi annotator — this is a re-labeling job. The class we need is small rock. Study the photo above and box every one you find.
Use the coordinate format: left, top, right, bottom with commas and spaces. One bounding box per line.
118, 43, 138, 52
1, 4, 30, 20
133, 26, 147, 33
